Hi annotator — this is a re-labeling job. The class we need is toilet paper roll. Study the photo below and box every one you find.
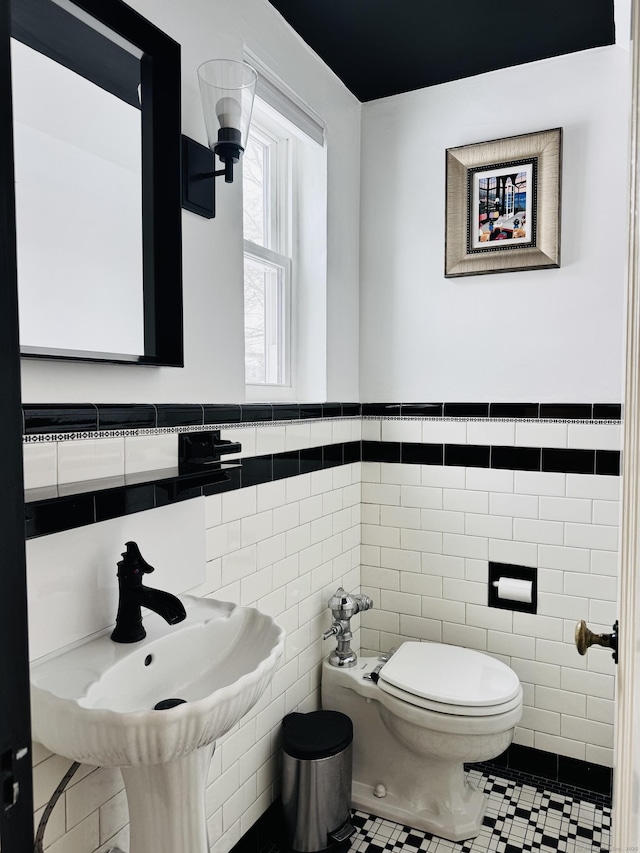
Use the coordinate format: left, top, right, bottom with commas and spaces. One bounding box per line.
495, 577, 533, 604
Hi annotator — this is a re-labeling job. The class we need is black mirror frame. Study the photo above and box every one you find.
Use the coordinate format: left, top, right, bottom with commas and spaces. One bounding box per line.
13, 0, 184, 367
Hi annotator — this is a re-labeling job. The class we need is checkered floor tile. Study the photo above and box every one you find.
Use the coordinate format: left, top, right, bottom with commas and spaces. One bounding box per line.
348, 768, 611, 853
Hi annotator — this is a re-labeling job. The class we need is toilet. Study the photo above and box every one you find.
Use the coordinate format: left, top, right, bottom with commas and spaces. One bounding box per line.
321, 641, 523, 842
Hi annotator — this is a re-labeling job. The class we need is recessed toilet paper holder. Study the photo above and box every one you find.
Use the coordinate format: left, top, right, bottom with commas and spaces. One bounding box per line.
488, 562, 537, 614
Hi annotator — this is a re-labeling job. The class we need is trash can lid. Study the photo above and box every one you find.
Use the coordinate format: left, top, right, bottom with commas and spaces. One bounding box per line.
282, 711, 353, 760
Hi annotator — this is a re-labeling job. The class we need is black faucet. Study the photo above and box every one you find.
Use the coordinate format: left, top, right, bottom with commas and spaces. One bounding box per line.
111, 541, 187, 643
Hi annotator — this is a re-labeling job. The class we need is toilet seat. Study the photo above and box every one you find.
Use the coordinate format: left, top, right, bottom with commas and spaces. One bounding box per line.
377, 641, 521, 717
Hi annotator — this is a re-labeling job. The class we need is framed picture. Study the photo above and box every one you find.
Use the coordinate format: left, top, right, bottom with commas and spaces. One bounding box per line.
445, 128, 562, 277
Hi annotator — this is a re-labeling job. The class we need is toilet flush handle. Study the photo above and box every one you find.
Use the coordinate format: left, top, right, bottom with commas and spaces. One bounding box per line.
574, 619, 618, 664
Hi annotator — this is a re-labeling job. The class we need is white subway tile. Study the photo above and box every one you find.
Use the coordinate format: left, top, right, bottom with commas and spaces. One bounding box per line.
401, 485, 443, 509
489, 492, 538, 519
534, 733, 585, 761
124, 433, 177, 475
466, 513, 512, 540
273, 503, 301, 534
362, 482, 400, 505
361, 503, 380, 525
422, 553, 466, 578
361, 545, 381, 567
510, 658, 560, 688
536, 639, 585, 669
567, 423, 622, 451
422, 508, 465, 534
342, 483, 361, 508
361, 609, 400, 633
466, 603, 513, 631
513, 518, 563, 546
536, 685, 586, 717
221, 546, 257, 585
381, 463, 422, 485
514, 470, 566, 497
381, 589, 421, 616
332, 508, 353, 535
310, 468, 334, 495
401, 573, 443, 597
361, 565, 400, 590
58, 437, 125, 484
587, 695, 615, 725
564, 572, 617, 602
488, 538, 537, 567
465, 559, 488, 582
256, 425, 286, 455
487, 630, 535, 659
402, 528, 443, 554
586, 744, 614, 768
442, 533, 488, 559
444, 489, 488, 514
362, 524, 400, 548
66, 767, 123, 829
332, 419, 352, 443
241, 511, 274, 547
23, 442, 58, 489
257, 534, 286, 570
421, 596, 465, 623
513, 611, 563, 641
206, 521, 241, 560
472, 421, 517, 446
515, 422, 568, 448
47, 813, 99, 853
560, 716, 613, 748
381, 505, 421, 529
361, 420, 381, 441
223, 487, 257, 522
564, 522, 618, 552
538, 568, 563, 594
512, 728, 534, 748
422, 465, 466, 488
560, 667, 614, 699
538, 592, 588, 620
466, 467, 514, 493
592, 500, 621, 526
539, 496, 592, 524
520, 706, 560, 735
589, 599, 617, 626
322, 489, 343, 516
285, 474, 311, 504
591, 549, 619, 576
422, 420, 466, 444
257, 587, 286, 618
205, 494, 222, 529
380, 546, 421, 573
442, 578, 486, 605
285, 422, 311, 451
566, 474, 620, 501
538, 544, 590, 573
255, 480, 286, 512
442, 622, 486, 650
286, 524, 312, 556
400, 614, 442, 642
381, 419, 422, 443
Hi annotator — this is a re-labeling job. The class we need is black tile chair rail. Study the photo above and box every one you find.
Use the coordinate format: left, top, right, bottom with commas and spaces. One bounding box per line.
22, 401, 622, 434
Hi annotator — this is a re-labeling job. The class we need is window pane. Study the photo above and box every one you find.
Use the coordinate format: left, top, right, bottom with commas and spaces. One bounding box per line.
242, 135, 268, 247
244, 255, 284, 384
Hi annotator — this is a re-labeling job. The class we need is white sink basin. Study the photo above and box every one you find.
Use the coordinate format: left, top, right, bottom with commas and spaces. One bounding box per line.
30, 595, 285, 853
31, 595, 285, 766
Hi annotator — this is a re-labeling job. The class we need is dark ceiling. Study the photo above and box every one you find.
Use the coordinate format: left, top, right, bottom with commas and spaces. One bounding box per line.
266, 0, 616, 102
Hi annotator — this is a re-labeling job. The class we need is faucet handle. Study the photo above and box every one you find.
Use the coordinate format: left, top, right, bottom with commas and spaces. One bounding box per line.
117, 542, 155, 579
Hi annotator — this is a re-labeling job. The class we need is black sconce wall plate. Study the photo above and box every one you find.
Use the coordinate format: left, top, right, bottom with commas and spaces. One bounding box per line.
182, 135, 215, 218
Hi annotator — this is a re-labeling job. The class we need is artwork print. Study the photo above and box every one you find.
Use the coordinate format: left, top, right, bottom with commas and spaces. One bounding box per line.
469, 161, 536, 252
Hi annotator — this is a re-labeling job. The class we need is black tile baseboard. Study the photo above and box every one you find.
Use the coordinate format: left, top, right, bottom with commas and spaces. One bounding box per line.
482, 743, 613, 798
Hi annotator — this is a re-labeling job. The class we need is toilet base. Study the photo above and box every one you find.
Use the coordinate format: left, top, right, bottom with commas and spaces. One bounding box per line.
351, 773, 486, 843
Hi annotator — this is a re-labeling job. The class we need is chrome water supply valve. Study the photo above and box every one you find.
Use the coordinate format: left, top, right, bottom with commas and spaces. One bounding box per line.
323, 587, 373, 667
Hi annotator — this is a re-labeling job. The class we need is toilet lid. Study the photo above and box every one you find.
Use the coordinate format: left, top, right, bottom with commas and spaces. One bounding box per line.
378, 642, 520, 707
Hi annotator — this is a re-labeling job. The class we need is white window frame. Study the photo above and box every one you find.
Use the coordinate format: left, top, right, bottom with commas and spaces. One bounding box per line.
243, 102, 297, 396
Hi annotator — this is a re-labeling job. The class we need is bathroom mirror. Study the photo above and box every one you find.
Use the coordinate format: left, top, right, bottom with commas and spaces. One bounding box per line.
10, 0, 183, 365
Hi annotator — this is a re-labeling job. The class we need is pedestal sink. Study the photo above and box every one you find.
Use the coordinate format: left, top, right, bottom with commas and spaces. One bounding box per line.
30, 595, 285, 853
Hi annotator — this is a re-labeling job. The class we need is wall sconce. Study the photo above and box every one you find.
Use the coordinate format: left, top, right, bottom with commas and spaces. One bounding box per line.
182, 59, 257, 219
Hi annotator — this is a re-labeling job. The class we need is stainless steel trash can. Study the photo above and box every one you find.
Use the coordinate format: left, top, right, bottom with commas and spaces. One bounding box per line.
281, 711, 355, 853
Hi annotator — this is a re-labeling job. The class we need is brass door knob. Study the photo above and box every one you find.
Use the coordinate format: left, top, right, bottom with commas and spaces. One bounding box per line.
575, 620, 619, 664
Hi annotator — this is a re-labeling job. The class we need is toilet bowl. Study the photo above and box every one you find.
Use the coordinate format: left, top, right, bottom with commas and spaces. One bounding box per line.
321, 641, 523, 843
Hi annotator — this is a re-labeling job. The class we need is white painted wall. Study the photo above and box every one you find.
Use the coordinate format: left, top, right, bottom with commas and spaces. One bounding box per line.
19, 0, 361, 404
359, 45, 631, 403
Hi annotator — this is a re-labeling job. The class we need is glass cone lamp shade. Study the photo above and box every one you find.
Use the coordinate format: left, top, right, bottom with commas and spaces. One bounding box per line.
198, 59, 257, 181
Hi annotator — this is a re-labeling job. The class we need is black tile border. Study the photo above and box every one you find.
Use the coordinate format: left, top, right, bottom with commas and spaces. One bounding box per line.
479, 743, 613, 800
21, 401, 622, 435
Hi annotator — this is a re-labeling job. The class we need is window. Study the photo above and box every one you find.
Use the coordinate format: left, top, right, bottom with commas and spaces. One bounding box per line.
242, 115, 292, 387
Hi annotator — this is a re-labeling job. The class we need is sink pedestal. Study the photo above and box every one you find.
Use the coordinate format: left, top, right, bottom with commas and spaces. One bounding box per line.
121, 743, 214, 853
